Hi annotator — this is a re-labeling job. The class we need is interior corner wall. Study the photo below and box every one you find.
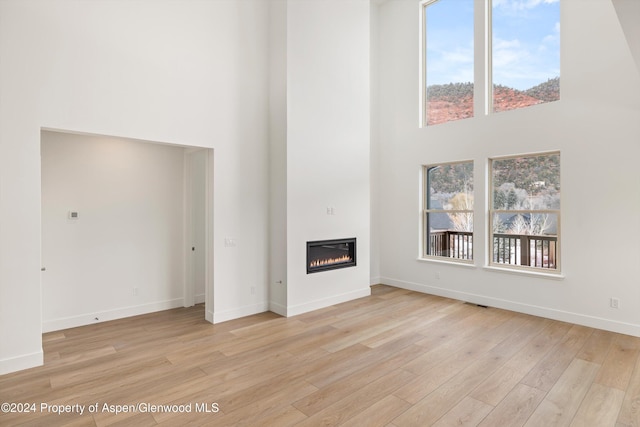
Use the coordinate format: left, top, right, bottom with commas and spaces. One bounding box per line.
612, 0, 640, 74
370, 1, 381, 285
0, 0, 271, 374
375, 0, 640, 335
40, 131, 185, 331
285, 0, 371, 315
268, 0, 288, 316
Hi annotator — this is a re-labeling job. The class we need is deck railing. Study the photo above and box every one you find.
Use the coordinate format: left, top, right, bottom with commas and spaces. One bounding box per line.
493, 233, 557, 269
429, 231, 473, 260
428, 230, 557, 269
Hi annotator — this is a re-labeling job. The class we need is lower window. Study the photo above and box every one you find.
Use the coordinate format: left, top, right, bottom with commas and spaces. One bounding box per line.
489, 152, 560, 272
423, 161, 474, 262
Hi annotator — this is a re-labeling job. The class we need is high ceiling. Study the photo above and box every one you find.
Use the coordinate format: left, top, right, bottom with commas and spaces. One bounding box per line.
612, 0, 640, 75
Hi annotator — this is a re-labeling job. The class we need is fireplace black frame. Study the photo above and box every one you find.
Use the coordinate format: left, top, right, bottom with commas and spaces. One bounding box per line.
307, 238, 356, 274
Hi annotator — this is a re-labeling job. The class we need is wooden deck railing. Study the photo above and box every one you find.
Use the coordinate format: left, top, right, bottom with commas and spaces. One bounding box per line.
429, 231, 473, 260
428, 230, 557, 269
493, 233, 557, 269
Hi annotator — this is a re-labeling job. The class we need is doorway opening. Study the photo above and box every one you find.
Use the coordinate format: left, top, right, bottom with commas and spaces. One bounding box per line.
40, 128, 214, 331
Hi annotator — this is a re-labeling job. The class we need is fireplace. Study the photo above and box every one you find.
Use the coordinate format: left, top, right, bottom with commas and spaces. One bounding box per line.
307, 238, 356, 274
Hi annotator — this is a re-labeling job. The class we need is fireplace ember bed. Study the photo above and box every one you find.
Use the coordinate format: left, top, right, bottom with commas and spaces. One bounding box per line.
307, 238, 356, 274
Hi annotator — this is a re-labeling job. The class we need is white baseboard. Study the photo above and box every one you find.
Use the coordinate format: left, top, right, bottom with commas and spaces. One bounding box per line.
42, 298, 185, 332
370, 276, 382, 286
213, 302, 270, 324
380, 277, 640, 337
0, 350, 43, 375
194, 293, 205, 304
269, 302, 288, 317
286, 287, 372, 317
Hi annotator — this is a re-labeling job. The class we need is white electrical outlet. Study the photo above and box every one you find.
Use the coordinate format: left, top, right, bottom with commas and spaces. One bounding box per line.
610, 297, 620, 309
133, 287, 139, 296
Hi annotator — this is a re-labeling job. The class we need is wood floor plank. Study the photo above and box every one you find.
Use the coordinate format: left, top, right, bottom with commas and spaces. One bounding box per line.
212, 380, 317, 427
294, 369, 416, 427
431, 396, 493, 427
570, 382, 625, 427
521, 324, 594, 392
392, 350, 508, 425
617, 355, 640, 427
305, 332, 420, 390
576, 328, 615, 364
470, 321, 570, 406
595, 334, 640, 391
477, 383, 546, 427
293, 342, 425, 416
393, 338, 498, 405
3, 286, 640, 427
341, 395, 411, 427
524, 358, 600, 427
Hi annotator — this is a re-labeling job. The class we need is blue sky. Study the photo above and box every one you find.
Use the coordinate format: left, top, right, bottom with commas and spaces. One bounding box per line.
426, 0, 560, 90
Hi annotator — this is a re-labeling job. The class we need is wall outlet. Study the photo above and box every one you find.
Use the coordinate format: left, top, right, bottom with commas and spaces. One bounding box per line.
250, 286, 256, 295
610, 297, 620, 309
224, 238, 237, 247
133, 287, 139, 296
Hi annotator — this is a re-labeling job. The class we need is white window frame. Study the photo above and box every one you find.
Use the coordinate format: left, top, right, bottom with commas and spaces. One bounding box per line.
422, 161, 475, 264
418, 0, 430, 128
420, 0, 560, 126
419, 0, 476, 128
488, 151, 561, 274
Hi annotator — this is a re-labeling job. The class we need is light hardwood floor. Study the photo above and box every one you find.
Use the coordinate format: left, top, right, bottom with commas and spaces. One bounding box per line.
2, 285, 640, 426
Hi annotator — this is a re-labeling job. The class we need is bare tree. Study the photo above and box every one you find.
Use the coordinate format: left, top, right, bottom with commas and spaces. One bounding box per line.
446, 192, 473, 232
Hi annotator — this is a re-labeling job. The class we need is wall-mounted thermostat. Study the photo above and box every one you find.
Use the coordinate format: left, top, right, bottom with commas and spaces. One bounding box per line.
68, 211, 79, 219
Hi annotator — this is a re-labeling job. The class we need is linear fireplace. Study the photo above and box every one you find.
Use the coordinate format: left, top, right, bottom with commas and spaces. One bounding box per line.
307, 238, 356, 274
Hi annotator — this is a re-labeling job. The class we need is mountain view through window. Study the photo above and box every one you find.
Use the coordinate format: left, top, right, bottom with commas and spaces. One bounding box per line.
422, 0, 560, 125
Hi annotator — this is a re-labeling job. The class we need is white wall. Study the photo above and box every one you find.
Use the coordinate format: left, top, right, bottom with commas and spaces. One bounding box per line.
41, 131, 185, 330
0, 0, 271, 374
285, 0, 371, 315
370, 1, 381, 284
269, 0, 289, 315
374, 0, 640, 335
188, 149, 208, 304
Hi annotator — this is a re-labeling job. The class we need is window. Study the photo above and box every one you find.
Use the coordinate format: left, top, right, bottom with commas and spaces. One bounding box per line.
489, 152, 560, 271
421, 0, 474, 126
491, 0, 560, 113
423, 161, 474, 261
420, 0, 560, 125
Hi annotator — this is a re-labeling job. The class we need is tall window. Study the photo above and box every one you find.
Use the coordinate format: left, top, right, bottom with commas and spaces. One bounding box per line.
490, 152, 560, 271
420, 0, 560, 125
423, 161, 474, 261
421, 0, 474, 126
491, 0, 560, 113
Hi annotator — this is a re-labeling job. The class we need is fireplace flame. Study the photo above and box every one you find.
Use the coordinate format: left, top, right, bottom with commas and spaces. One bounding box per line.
309, 255, 352, 268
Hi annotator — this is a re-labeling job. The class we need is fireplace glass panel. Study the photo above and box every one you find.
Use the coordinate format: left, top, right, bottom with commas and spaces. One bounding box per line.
307, 238, 356, 274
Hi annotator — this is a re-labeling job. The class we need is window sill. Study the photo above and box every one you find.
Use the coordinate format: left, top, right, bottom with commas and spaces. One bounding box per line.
417, 257, 476, 268
483, 265, 565, 280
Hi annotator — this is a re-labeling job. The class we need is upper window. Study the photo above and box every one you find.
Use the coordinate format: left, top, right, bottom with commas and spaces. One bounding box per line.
489, 152, 560, 272
421, 0, 474, 126
423, 161, 474, 262
420, 0, 560, 126
491, 0, 560, 113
